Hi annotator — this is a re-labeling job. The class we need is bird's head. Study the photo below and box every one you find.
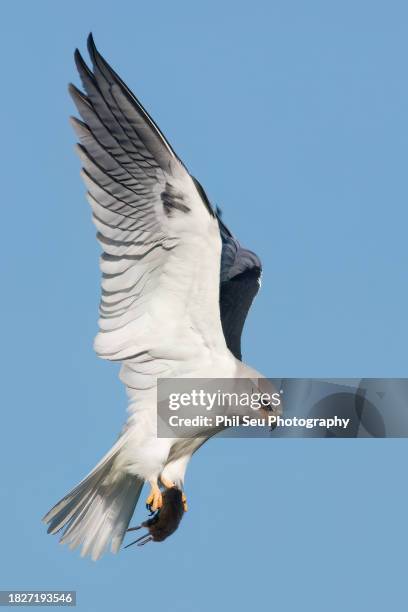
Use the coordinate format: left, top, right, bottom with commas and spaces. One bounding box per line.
251, 376, 283, 425
228, 372, 283, 426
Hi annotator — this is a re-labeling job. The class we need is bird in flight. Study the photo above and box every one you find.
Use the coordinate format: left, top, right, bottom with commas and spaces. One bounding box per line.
43, 34, 275, 559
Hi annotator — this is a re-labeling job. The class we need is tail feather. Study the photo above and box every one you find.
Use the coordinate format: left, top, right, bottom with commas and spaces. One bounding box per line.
45, 461, 112, 535
43, 444, 143, 560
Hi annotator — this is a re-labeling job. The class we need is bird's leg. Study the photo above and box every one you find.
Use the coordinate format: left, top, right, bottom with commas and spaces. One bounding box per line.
160, 476, 188, 512
145, 479, 163, 513
160, 475, 175, 489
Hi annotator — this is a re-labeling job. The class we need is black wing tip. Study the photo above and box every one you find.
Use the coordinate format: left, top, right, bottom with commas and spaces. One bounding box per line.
73, 47, 83, 67
68, 115, 88, 133
87, 32, 95, 48
67, 82, 81, 101
73, 35, 95, 72
87, 32, 99, 64
67, 82, 88, 103
87, 32, 113, 76
73, 48, 90, 74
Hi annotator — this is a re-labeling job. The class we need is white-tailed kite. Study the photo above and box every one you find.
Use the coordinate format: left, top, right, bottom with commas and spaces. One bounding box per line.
43, 34, 276, 559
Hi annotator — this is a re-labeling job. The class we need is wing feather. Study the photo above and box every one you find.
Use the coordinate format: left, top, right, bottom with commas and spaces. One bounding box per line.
217, 216, 262, 360
71, 35, 223, 378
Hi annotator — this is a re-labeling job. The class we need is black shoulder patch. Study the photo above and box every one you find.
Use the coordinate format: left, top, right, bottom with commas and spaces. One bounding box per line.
161, 182, 191, 216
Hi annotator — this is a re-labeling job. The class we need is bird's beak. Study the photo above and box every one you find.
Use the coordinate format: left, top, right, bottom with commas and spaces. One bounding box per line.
259, 406, 274, 424
259, 403, 282, 431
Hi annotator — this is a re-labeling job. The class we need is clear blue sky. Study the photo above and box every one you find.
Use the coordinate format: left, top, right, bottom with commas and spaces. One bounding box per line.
1, 1, 407, 610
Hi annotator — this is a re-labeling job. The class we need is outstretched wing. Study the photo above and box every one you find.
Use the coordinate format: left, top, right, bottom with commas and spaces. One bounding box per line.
217, 215, 262, 360
70, 35, 225, 389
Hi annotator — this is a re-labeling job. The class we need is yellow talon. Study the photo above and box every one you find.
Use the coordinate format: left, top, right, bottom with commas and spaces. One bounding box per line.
146, 483, 163, 512
182, 493, 188, 512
